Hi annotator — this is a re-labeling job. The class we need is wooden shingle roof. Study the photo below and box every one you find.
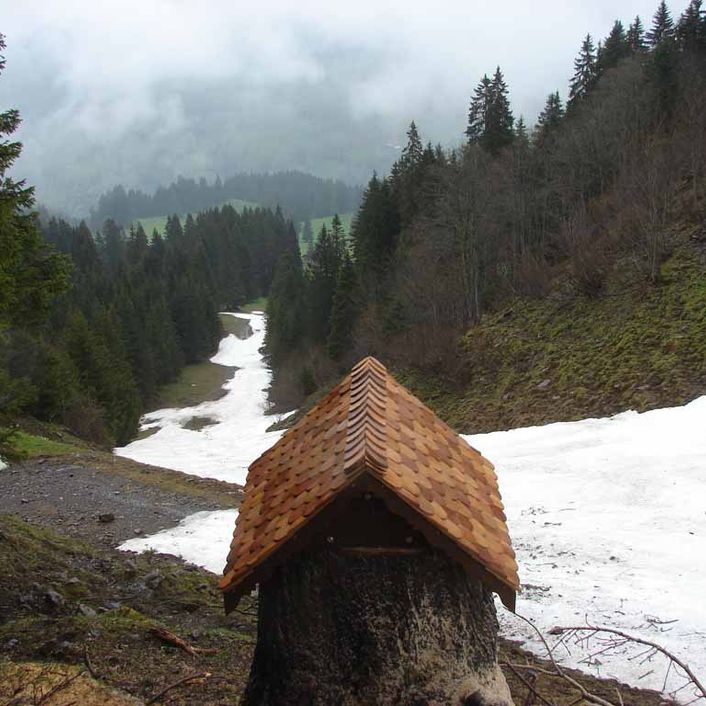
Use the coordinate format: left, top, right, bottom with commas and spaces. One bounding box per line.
220, 356, 519, 611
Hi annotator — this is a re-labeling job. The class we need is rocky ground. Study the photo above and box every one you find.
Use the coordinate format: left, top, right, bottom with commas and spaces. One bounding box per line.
0, 449, 675, 705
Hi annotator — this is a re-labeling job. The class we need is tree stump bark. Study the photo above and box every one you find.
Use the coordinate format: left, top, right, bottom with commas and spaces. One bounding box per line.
242, 547, 514, 706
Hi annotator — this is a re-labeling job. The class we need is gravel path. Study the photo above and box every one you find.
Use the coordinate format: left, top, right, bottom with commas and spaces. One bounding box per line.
0, 456, 239, 548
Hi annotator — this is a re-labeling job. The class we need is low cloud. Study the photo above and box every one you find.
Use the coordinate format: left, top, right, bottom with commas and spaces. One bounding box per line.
2, 0, 666, 215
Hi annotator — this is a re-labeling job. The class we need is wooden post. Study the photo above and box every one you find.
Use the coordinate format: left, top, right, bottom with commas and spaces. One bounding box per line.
242, 547, 514, 706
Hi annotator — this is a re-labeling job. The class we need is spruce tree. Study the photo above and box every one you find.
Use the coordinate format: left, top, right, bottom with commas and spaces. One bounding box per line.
165, 214, 184, 242
393, 121, 431, 225
326, 253, 357, 360
648, 30, 680, 117
569, 34, 598, 107
677, 0, 705, 51
489, 67, 515, 154
466, 68, 514, 155
514, 116, 529, 144
265, 251, 306, 363
535, 92, 565, 143
100, 219, 124, 271
351, 174, 400, 297
627, 16, 648, 52
598, 20, 631, 72
401, 121, 424, 168
306, 224, 344, 343
647, 1, 675, 46
466, 74, 493, 145
0, 34, 69, 332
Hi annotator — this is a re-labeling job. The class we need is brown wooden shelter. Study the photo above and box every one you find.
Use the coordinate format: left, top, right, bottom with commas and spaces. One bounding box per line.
220, 356, 519, 611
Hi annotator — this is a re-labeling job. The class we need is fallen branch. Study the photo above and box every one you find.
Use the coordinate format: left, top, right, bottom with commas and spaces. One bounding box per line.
511, 613, 621, 706
145, 671, 211, 705
549, 625, 706, 702
148, 626, 218, 656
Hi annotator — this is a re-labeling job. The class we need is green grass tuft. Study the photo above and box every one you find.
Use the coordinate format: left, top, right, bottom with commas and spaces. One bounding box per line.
1, 431, 87, 460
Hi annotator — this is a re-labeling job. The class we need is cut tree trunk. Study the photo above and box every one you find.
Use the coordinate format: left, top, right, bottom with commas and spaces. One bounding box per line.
242, 547, 514, 706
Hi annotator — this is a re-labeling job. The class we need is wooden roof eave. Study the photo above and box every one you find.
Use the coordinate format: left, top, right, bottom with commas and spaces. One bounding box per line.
221, 464, 370, 613
359, 473, 517, 612
221, 467, 517, 614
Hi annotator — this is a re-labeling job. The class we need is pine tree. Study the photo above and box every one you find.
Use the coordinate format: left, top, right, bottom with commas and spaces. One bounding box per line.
647, 1, 675, 46
326, 253, 357, 360
535, 92, 565, 143
466, 68, 514, 155
627, 16, 648, 52
598, 20, 631, 72
569, 34, 598, 107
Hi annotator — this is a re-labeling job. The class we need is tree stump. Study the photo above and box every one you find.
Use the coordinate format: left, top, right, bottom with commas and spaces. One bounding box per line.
242, 547, 514, 706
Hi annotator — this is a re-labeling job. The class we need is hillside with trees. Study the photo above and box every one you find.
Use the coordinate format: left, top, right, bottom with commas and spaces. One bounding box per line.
91, 172, 362, 229
0, 194, 298, 445
265, 1, 706, 427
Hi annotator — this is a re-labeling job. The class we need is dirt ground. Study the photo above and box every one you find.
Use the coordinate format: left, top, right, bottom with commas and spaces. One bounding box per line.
0, 451, 675, 706
0, 453, 241, 548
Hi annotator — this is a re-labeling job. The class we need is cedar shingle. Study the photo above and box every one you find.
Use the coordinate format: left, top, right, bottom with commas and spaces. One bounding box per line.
220, 356, 519, 610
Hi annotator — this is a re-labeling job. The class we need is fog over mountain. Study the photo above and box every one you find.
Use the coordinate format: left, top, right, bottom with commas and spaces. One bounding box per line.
3, 0, 662, 216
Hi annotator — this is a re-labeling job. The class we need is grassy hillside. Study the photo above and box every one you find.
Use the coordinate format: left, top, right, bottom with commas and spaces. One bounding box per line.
136, 198, 258, 236
396, 234, 706, 434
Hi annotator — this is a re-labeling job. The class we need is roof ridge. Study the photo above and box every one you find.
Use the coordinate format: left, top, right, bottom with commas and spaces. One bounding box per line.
344, 357, 388, 475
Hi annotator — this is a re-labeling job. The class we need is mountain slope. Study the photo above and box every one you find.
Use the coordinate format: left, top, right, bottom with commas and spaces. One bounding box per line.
398, 232, 706, 434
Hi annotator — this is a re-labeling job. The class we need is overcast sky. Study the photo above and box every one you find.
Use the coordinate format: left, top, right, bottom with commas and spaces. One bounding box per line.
2, 0, 677, 215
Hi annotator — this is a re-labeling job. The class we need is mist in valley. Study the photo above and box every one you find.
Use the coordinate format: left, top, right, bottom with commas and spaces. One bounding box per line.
3, 0, 663, 216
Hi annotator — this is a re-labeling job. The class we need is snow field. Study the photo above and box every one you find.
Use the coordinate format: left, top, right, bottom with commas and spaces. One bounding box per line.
466, 400, 706, 699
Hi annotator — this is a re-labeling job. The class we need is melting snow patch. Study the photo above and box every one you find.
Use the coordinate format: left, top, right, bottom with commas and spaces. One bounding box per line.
114, 312, 290, 485
0, 457, 7, 471
465, 397, 706, 700
119, 509, 238, 574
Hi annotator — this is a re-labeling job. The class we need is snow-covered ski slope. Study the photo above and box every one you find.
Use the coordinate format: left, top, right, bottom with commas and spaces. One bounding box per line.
117, 312, 706, 699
